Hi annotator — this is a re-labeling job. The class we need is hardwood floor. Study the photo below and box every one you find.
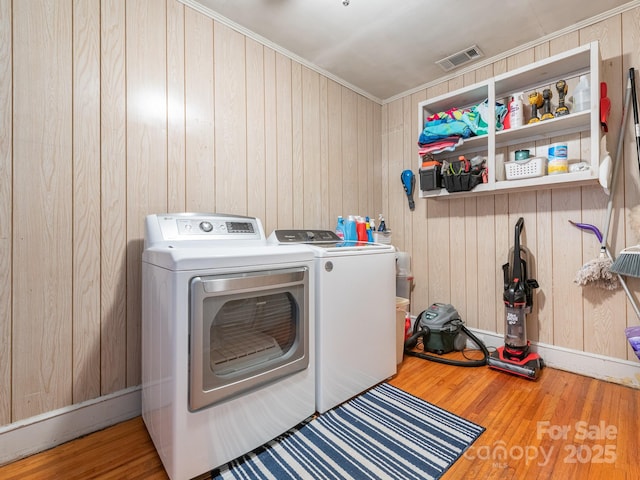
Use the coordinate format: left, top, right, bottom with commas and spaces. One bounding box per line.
0, 355, 638, 479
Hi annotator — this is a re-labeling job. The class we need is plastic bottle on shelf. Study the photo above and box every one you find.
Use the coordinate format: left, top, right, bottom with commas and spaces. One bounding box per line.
503, 99, 512, 130
365, 216, 374, 242
508, 93, 524, 128
344, 215, 357, 242
335, 216, 345, 240
356, 216, 367, 241
573, 75, 590, 113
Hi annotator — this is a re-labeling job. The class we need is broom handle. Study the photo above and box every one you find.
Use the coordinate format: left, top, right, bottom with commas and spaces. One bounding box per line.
630, 68, 640, 171
600, 70, 633, 252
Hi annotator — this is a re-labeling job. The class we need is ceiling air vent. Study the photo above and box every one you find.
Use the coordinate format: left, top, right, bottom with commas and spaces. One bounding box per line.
436, 45, 484, 72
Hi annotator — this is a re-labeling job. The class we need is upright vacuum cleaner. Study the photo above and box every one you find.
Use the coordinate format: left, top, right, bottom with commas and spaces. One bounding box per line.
488, 217, 544, 379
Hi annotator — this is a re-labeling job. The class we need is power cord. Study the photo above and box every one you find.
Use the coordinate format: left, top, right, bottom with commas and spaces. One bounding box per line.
404, 324, 490, 367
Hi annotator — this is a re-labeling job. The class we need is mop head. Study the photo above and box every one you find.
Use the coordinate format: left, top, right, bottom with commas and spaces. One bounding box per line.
610, 245, 640, 278
574, 256, 619, 290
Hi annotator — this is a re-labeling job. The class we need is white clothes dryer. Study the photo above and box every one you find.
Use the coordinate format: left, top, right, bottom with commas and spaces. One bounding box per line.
142, 214, 315, 480
269, 230, 396, 413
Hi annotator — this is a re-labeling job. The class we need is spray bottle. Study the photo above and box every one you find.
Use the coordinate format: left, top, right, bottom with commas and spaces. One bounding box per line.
377, 214, 386, 232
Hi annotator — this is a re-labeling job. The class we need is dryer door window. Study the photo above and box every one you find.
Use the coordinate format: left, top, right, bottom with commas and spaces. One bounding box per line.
189, 267, 309, 411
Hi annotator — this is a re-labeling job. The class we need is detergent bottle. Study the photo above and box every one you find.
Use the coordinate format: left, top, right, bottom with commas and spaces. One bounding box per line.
335, 216, 345, 240
356, 218, 366, 241
365, 216, 374, 242
344, 215, 357, 242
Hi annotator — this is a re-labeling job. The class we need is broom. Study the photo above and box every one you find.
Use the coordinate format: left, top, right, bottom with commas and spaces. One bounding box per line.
610, 67, 640, 277
574, 69, 632, 287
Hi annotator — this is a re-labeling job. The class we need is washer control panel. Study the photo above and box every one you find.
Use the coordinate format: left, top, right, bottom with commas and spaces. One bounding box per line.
271, 229, 341, 244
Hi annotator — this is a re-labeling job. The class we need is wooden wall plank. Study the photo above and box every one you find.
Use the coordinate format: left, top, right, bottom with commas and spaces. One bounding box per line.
364, 98, 375, 216
477, 197, 497, 332
264, 47, 278, 234
12, 0, 73, 420
551, 190, 584, 350
214, 22, 247, 215
386, 98, 404, 247
0, 0, 12, 425
358, 95, 370, 216
535, 189, 553, 344
327, 80, 343, 222
100, 0, 127, 396
493, 194, 509, 334
448, 197, 467, 321
319, 76, 330, 229
275, 53, 293, 227
246, 38, 266, 224
125, 0, 168, 387
167, 0, 186, 213
463, 198, 478, 328
371, 102, 383, 223
341, 88, 359, 216
72, 0, 101, 404
379, 103, 390, 228
184, 8, 214, 212
302, 67, 322, 228
291, 62, 303, 228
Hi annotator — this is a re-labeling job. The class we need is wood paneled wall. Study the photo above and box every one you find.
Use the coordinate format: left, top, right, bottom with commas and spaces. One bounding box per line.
2, 0, 639, 428
384, 8, 640, 363
0, 0, 382, 425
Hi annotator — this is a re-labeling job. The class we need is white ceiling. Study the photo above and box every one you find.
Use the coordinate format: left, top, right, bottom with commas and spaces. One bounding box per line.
184, 0, 636, 102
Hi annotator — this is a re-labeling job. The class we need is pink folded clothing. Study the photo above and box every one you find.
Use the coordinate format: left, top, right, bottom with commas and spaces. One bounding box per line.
418, 136, 463, 156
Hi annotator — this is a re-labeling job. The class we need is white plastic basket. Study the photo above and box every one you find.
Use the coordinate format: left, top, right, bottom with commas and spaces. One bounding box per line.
505, 157, 546, 180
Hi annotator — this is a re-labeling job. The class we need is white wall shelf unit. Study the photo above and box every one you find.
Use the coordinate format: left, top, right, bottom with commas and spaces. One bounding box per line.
417, 41, 602, 199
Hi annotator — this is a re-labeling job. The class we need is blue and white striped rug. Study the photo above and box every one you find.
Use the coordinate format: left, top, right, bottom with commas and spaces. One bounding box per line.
212, 383, 484, 479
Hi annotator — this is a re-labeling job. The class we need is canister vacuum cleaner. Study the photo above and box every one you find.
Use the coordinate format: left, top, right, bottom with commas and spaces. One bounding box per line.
488, 217, 544, 379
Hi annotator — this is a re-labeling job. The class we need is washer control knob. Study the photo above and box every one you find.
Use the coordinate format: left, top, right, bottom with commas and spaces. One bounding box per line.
199, 221, 213, 232
305, 231, 315, 241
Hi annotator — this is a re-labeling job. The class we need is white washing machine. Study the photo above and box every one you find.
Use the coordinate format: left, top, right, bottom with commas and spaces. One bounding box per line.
142, 213, 315, 480
269, 230, 397, 413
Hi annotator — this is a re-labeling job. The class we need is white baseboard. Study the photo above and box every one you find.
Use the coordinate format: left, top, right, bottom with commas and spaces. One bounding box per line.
467, 327, 640, 389
0, 386, 141, 466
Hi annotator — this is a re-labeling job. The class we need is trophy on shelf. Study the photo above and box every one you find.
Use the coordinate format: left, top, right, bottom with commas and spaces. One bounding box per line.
555, 79, 570, 117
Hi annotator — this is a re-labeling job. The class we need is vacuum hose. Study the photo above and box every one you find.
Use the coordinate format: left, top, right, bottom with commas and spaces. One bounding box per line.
404, 324, 490, 367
